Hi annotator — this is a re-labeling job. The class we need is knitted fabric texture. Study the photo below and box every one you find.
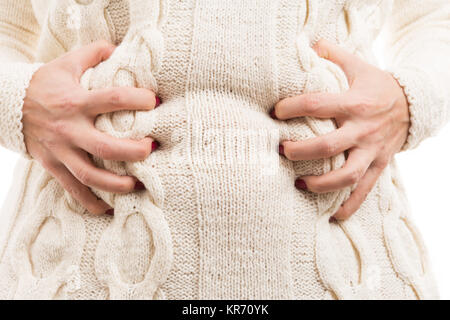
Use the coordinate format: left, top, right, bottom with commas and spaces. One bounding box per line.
0, 0, 449, 300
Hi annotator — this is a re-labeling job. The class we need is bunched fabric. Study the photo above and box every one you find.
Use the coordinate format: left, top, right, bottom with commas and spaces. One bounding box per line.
80, 0, 173, 299
0, 0, 449, 299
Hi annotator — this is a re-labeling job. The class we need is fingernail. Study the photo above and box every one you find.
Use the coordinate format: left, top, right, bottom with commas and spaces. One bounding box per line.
134, 181, 146, 191
295, 178, 308, 191
329, 216, 338, 224
105, 209, 114, 216
279, 144, 285, 155
155, 96, 161, 108
152, 141, 160, 151
270, 108, 277, 119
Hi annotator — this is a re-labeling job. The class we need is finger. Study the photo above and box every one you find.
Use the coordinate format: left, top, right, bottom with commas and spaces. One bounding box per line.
66, 40, 116, 78
85, 87, 157, 115
281, 126, 356, 160
333, 164, 384, 220
298, 148, 374, 193
74, 127, 155, 161
57, 149, 137, 193
312, 39, 362, 82
45, 160, 111, 215
273, 92, 348, 120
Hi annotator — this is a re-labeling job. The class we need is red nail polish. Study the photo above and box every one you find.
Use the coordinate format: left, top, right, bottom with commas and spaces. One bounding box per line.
155, 96, 161, 108
279, 144, 285, 155
105, 209, 114, 216
329, 216, 338, 224
152, 141, 160, 151
295, 178, 308, 191
134, 181, 146, 191
270, 109, 277, 119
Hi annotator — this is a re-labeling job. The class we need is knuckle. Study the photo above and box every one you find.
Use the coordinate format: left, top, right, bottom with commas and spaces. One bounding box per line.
66, 185, 82, 199
349, 97, 378, 115
42, 137, 60, 150
75, 167, 92, 186
319, 141, 337, 156
341, 101, 355, 115
108, 89, 125, 107
357, 101, 373, 114
51, 120, 70, 137
364, 123, 379, 136
39, 131, 60, 150
343, 98, 359, 112
302, 95, 321, 114
41, 158, 56, 172
347, 168, 364, 184
358, 123, 381, 141
375, 157, 389, 169
94, 141, 113, 159
58, 94, 84, 112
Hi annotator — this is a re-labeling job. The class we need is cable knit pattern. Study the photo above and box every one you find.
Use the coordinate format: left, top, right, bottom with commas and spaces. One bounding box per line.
0, 62, 42, 156
0, 0, 449, 300
105, 0, 130, 44
80, 1, 172, 299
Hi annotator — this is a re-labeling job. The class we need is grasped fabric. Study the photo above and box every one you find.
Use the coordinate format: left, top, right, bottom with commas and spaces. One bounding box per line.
0, 0, 449, 300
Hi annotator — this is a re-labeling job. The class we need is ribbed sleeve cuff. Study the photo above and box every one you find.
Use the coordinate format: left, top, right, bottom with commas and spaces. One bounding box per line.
389, 67, 447, 151
0, 62, 42, 157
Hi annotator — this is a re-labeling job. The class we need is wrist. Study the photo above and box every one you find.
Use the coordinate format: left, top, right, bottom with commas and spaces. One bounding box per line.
387, 67, 445, 151
390, 72, 411, 151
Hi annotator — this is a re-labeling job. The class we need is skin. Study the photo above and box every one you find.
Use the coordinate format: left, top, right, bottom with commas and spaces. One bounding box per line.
22, 40, 159, 216
274, 39, 410, 221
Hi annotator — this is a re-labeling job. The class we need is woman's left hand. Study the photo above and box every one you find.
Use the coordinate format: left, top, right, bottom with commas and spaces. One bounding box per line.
273, 39, 410, 221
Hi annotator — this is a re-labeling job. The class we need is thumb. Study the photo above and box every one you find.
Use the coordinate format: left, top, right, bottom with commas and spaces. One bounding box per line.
68, 40, 116, 79
313, 39, 361, 82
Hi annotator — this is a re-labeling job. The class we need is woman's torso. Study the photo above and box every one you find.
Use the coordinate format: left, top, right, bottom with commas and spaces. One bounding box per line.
0, 0, 438, 300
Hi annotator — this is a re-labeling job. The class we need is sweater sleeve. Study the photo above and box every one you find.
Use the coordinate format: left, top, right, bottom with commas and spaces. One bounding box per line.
383, 0, 450, 151
0, 0, 42, 156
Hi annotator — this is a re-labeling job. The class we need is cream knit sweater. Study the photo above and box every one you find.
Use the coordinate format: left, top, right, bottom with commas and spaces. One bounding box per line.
0, 0, 449, 300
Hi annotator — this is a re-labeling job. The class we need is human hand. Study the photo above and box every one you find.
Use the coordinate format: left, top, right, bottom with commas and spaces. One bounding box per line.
273, 39, 410, 220
22, 40, 160, 215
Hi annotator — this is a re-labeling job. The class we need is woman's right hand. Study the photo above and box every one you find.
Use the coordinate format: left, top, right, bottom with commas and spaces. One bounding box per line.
22, 40, 159, 216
